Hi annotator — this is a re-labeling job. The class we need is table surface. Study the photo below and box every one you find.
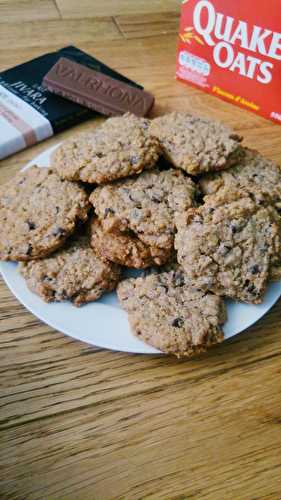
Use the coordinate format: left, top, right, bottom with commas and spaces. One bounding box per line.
1, 1, 281, 499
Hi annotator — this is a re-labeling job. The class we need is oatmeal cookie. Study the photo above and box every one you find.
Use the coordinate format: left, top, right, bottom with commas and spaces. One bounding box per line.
117, 267, 226, 357
90, 168, 197, 252
19, 235, 121, 306
52, 113, 160, 184
175, 189, 280, 303
150, 112, 243, 175
0, 166, 89, 261
200, 148, 281, 213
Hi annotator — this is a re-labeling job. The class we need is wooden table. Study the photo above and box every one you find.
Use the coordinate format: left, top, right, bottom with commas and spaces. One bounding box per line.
1, 2, 281, 498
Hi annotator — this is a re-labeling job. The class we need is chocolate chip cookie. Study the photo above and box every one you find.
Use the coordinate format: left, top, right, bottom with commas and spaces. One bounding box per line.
175, 189, 280, 303
52, 113, 160, 184
0, 166, 90, 261
90, 218, 171, 268
19, 234, 121, 306
90, 168, 197, 255
200, 148, 281, 213
150, 112, 243, 175
117, 268, 226, 357
266, 205, 281, 281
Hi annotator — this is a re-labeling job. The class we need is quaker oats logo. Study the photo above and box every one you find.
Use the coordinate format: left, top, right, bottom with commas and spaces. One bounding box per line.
189, 0, 281, 84
180, 26, 205, 46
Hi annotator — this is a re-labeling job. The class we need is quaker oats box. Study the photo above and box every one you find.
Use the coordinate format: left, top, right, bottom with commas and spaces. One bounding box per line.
176, 0, 281, 124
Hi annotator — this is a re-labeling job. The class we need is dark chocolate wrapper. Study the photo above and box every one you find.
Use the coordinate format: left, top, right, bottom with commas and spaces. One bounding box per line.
0, 46, 142, 160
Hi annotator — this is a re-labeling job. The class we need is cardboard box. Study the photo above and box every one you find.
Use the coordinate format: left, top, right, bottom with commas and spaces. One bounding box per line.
176, 0, 281, 124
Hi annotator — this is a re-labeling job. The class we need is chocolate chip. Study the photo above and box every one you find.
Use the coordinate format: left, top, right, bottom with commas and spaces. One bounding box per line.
174, 271, 185, 287
55, 206, 60, 214
43, 275, 52, 282
247, 284, 256, 294
104, 208, 115, 216
223, 245, 231, 254
26, 244, 33, 256
172, 317, 184, 328
151, 195, 161, 203
128, 194, 142, 209
96, 152, 103, 158
26, 220, 36, 230
194, 190, 204, 204
244, 279, 256, 294
231, 225, 237, 234
250, 265, 260, 274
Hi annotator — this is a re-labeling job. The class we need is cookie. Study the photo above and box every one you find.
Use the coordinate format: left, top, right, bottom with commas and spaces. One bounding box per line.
269, 265, 281, 281
90, 168, 197, 253
175, 189, 280, 303
90, 218, 172, 268
52, 113, 160, 184
149, 112, 243, 175
117, 268, 226, 357
0, 166, 90, 261
19, 234, 121, 306
200, 148, 281, 213
267, 205, 281, 281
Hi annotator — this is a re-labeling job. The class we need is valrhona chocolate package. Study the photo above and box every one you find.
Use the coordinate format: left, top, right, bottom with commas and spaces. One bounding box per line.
176, 0, 281, 124
0, 46, 142, 160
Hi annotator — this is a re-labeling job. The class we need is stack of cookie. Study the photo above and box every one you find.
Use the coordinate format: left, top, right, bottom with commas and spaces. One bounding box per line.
1, 112, 280, 357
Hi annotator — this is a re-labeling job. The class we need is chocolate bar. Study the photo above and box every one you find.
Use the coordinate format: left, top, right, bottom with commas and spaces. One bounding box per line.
0, 46, 142, 160
43, 58, 154, 117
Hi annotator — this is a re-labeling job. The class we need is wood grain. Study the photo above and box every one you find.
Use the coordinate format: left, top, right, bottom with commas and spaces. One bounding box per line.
115, 12, 180, 39
1, 2, 281, 499
0, 17, 122, 49
55, 0, 181, 19
0, 0, 59, 23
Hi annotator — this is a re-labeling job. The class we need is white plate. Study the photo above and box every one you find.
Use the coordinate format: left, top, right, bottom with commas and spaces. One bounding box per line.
1, 144, 281, 354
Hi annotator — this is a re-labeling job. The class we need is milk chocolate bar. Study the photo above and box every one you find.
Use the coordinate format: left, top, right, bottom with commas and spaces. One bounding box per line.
0, 46, 142, 160
43, 58, 154, 117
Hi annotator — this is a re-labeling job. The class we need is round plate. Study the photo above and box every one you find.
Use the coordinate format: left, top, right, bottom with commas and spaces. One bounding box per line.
1, 144, 281, 354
